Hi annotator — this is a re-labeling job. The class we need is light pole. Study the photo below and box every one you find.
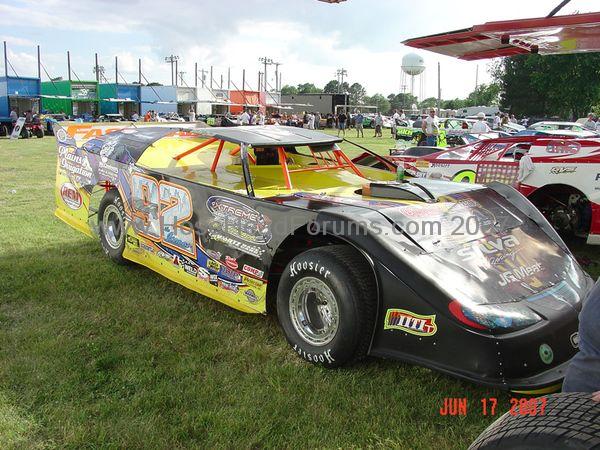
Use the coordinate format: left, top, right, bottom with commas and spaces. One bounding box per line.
336, 68, 348, 93
164, 55, 179, 86
258, 57, 274, 92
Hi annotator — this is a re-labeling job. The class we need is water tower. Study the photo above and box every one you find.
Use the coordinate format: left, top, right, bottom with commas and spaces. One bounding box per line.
401, 53, 426, 103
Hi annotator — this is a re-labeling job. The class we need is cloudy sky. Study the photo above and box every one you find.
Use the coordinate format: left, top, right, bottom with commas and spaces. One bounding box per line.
0, 0, 597, 100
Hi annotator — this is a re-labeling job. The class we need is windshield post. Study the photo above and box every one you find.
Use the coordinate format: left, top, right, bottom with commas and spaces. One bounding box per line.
240, 143, 255, 197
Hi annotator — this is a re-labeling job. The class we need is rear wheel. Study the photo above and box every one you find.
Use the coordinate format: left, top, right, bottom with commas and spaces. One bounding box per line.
98, 190, 128, 265
469, 393, 600, 449
34, 127, 44, 138
277, 245, 376, 368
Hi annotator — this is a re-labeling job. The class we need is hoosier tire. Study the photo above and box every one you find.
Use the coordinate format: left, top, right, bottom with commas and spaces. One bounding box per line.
277, 245, 377, 368
469, 392, 600, 450
98, 189, 129, 265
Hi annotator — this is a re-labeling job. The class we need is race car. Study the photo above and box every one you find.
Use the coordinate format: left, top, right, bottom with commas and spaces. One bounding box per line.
397, 135, 600, 245
54, 124, 593, 391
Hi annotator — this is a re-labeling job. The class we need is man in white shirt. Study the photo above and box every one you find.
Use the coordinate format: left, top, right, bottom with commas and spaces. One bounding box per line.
517, 149, 535, 184
9, 109, 18, 121
493, 112, 501, 130
399, 109, 406, 121
238, 109, 250, 125
421, 109, 439, 146
472, 112, 491, 134
131, 112, 139, 122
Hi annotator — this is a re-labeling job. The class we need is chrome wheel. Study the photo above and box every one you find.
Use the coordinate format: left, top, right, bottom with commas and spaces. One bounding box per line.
102, 204, 124, 250
289, 277, 339, 346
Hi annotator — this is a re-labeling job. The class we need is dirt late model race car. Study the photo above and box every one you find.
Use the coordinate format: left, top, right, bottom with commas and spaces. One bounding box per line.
54, 124, 593, 391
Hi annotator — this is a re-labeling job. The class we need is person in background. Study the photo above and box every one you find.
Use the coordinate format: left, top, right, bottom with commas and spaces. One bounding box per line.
337, 110, 347, 137
355, 111, 364, 138
583, 113, 597, 131
25, 110, 33, 123
516, 147, 534, 185
399, 109, 406, 121
9, 108, 18, 122
563, 278, 600, 399
501, 113, 509, 127
596, 118, 600, 133
131, 112, 139, 122
373, 112, 383, 138
392, 109, 400, 138
509, 113, 517, 124
309, 112, 316, 130
472, 112, 491, 133
188, 106, 196, 123
315, 112, 321, 130
493, 111, 501, 130
238, 109, 250, 126
422, 108, 439, 145
258, 110, 266, 126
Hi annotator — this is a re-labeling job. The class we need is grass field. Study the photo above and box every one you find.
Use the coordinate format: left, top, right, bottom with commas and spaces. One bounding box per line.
0, 133, 597, 449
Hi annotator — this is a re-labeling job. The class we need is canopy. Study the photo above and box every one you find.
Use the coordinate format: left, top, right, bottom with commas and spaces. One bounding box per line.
403, 12, 600, 60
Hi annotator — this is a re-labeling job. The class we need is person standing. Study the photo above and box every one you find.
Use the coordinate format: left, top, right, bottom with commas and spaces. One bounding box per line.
422, 108, 439, 146
188, 106, 196, 122
355, 111, 364, 138
315, 112, 321, 130
337, 110, 347, 137
584, 113, 597, 131
493, 112, 501, 130
9, 108, 18, 122
392, 109, 400, 138
258, 110, 266, 126
238, 109, 250, 125
471, 112, 491, 133
374, 112, 383, 138
399, 109, 406, 121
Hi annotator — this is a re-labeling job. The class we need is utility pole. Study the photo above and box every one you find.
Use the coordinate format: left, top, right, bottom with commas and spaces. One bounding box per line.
175, 59, 178, 86
194, 62, 197, 88
164, 55, 179, 86
3, 41, 7, 77
274, 62, 281, 91
336, 68, 348, 93
258, 71, 262, 92
178, 71, 185, 85
37, 45, 41, 79
437, 62, 441, 114
67, 50, 71, 82
220, 74, 223, 90
210, 66, 213, 89
115, 56, 118, 85
199, 68, 207, 88
258, 57, 275, 92
475, 64, 479, 91
138, 58, 142, 84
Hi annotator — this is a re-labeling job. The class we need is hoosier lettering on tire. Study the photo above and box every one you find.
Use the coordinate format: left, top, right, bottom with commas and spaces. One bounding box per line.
276, 245, 376, 368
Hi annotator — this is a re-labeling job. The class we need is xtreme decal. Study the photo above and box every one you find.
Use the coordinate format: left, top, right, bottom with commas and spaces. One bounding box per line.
384, 309, 438, 336
206, 196, 272, 245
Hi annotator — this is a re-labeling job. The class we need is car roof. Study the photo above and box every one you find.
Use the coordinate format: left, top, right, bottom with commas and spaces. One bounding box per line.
532, 121, 580, 126
198, 125, 343, 146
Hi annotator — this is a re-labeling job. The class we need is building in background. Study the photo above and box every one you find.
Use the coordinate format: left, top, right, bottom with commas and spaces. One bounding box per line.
176, 86, 197, 117
229, 90, 264, 114
41, 80, 99, 117
281, 93, 349, 115
140, 85, 177, 115
0, 75, 41, 120
99, 83, 141, 118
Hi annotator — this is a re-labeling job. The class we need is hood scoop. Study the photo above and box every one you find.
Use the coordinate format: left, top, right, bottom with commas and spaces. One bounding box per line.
362, 181, 436, 202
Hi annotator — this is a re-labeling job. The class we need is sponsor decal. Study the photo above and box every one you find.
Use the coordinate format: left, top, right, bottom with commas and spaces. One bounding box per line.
570, 332, 579, 349
550, 166, 577, 175
171, 254, 180, 266
206, 196, 272, 245
292, 344, 335, 364
431, 163, 450, 168
457, 235, 520, 262
539, 343, 554, 365
596, 173, 600, 182
209, 274, 219, 286
384, 309, 437, 336
205, 249, 222, 260
243, 275, 263, 288
244, 289, 259, 303
218, 279, 239, 293
208, 230, 266, 258
60, 183, 83, 210
207, 260, 220, 272
415, 160, 430, 168
156, 250, 171, 261
242, 264, 264, 279
183, 262, 198, 277
140, 242, 155, 253
498, 261, 543, 287
219, 265, 242, 283
225, 255, 238, 269
58, 146, 93, 183
126, 235, 140, 248
289, 260, 330, 278
197, 267, 210, 280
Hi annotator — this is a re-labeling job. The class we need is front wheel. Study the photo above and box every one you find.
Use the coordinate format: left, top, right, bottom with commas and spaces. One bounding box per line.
98, 189, 128, 265
277, 245, 376, 368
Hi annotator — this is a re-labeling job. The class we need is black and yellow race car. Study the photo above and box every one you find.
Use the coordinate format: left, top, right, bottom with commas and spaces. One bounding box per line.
54, 124, 593, 391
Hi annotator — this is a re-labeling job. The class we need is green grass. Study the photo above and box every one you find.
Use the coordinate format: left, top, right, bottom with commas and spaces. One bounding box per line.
0, 135, 598, 449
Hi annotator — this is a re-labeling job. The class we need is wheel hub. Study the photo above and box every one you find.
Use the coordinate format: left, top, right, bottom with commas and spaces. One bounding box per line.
103, 204, 124, 249
289, 277, 339, 346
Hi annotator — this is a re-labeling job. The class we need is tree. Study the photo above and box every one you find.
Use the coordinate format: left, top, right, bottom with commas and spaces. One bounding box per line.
364, 94, 390, 114
281, 84, 298, 95
466, 83, 501, 107
296, 83, 322, 94
387, 93, 417, 112
441, 98, 468, 110
324, 80, 339, 93
494, 53, 600, 119
348, 82, 366, 106
419, 97, 438, 109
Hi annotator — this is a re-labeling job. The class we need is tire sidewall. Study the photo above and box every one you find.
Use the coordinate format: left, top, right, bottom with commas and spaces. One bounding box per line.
277, 249, 362, 367
98, 190, 127, 262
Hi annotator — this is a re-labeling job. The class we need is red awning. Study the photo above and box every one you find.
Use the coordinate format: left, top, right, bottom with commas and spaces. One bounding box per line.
403, 12, 600, 60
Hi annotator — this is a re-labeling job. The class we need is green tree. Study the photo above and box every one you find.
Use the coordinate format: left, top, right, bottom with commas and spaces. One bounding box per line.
364, 94, 390, 114
281, 85, 298, 95
324, 80, 339, 93
348, 82, 366, 106
419, 97, 438, 109
494, 53, 600, 119
466, 83, 501, 107
296, 83, 322, 94
387, 93, 417, 111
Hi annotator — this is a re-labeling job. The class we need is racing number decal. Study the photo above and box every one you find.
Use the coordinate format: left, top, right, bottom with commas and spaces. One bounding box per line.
131, 174, 197, 258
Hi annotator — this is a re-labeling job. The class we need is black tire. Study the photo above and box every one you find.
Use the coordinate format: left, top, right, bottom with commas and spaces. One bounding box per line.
34, 128, 44, 138
0, 124, 7, 137
469, 393, 600, 450
277, 245, 377, 368
98, 189, 128, 265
